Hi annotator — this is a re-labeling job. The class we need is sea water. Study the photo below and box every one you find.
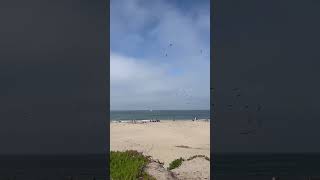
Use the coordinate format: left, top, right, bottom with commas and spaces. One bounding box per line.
110, 110, 210, 120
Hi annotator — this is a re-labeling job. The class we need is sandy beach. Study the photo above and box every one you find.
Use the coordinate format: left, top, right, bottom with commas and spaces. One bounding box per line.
110, 120, 210, 168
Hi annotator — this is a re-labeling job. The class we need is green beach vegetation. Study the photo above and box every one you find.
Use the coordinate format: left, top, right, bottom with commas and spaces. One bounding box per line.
187, 155, 210, 161
167, 157, 184, 170
110, 150, 210, 179
167, 155, 210, 170
110, 150, 156, 180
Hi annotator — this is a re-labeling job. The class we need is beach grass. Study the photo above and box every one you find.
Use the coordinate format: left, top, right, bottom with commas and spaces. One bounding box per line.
110, 150, 156, 180
167, 157, 184, 170
167, 155, 210, 171
187, 155, 210, 161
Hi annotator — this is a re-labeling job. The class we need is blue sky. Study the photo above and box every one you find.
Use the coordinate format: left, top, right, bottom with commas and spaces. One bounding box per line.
111, 0, 210, 110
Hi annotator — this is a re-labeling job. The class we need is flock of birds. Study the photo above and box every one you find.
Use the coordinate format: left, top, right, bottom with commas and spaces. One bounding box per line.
165, 42, 262, 136
211, 87, 264, 136
175, 88, 193, 105
163, 42, 205, 58
165, 41, 206, 105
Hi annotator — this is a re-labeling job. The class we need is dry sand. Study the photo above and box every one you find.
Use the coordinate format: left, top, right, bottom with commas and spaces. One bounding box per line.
110, 120, 210, 168
172, 157, 210, 180
145, 157, 210, 180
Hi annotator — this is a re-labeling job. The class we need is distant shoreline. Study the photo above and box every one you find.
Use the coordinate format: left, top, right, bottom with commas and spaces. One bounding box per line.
110, 110, 210, 123
110, 119, 210, 123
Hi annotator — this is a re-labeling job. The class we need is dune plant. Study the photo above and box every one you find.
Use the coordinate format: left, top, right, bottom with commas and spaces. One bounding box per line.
187, 155, 210, 161
110, 150, 155, 180
167, 157, 184, 170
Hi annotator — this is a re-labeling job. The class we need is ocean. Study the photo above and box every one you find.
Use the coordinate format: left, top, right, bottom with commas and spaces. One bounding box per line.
110, 110, 210, 120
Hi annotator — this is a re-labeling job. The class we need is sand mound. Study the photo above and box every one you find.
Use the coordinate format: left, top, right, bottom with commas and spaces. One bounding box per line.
172, 157, 210, 180
145, 160, 178, 180
145, 157, 210, 180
